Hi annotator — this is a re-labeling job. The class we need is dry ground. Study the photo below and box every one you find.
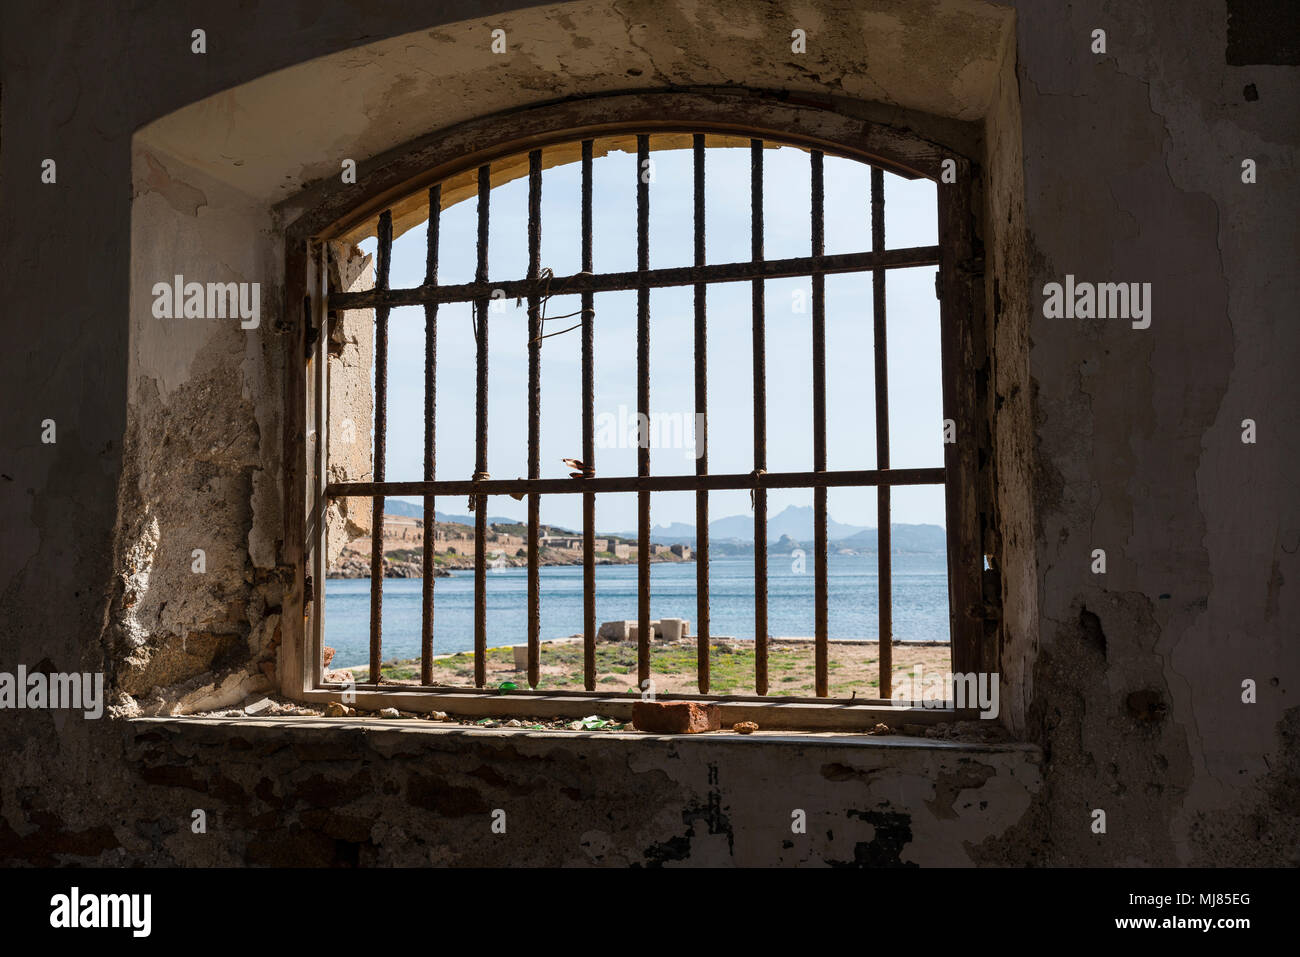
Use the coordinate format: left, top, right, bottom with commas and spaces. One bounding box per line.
344, 638, 953, 700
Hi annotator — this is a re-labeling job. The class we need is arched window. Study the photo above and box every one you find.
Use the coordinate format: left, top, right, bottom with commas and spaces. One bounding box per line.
285, 92, 987, 729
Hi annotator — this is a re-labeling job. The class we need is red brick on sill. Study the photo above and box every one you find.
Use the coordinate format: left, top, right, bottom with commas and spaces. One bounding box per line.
632, 700, 721, 734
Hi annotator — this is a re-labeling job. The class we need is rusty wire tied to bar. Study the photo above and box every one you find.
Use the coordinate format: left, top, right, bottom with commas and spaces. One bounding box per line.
321, 131, 951, 707
330, 246, 940, 311
581, 138, 597, 691
527, 149, 542, 689
473, 163, 490, 688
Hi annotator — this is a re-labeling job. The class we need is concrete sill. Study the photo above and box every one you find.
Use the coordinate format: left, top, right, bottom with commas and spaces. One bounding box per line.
130, 715, 1040, 756
300, 687, 974, 733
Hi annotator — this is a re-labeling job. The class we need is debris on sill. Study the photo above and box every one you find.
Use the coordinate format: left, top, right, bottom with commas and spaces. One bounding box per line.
187, 694, 635, 732
180, 697, 1009, 744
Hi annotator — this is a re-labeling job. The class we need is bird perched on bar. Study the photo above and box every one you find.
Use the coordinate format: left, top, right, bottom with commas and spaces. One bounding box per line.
562, 457, 586, 479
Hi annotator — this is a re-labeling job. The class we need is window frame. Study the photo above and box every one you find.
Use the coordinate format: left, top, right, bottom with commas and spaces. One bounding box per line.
280, 91, 992, 731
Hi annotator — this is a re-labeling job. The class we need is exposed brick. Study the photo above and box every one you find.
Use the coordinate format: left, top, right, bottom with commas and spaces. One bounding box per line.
632, 700, 720, 734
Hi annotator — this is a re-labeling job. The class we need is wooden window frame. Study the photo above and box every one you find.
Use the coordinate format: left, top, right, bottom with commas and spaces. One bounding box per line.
279, 91, 992, 732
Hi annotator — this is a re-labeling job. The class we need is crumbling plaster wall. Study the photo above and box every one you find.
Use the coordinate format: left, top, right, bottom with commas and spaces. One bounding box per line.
123, 720, 1040, 867
109, 148, 289, 715
325, 242, 377, 564
1, 0, 1295, 867
996, 2, 1300, 865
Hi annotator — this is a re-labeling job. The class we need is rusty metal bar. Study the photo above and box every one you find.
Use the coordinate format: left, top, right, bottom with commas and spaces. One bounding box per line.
936, 157, 984, 682
527, 149, 542, 690
751, 139, 768, 697
636, 133, 651, 691
307, 244, 327, 691
329, 466, 944, 499
872, 166, 892, 699
693, 133, 710, 695
473, 164, 490, 688
421, 185, 441, 686
811, 151, 829, 698
327, 246, 940, 310
581, 139, 596, 692
368, 209, 393, 685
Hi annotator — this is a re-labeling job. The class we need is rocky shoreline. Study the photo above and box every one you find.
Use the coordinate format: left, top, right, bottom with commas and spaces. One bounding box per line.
327, 552, 688, 579
327, 555, 449, 579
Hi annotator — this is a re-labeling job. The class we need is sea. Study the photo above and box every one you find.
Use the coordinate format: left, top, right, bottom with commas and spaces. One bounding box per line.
324, 552, 949, 668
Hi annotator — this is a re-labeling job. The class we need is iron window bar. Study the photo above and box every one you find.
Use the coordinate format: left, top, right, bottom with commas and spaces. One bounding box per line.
367, 209, 393, 685
421, 184, 441, 686
751, 139, 769, 697
327, 134, 942, 705
637, 134, 652, 690
581, 138, 597, 691
328, 246, 939, 310
693, 133, 710, 693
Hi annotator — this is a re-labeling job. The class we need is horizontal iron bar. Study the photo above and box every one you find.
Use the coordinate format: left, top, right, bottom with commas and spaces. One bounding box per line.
327, 246, 941, 310
327, 467, 945, 498
297, 687, 966, 731
324, 682, 906, 708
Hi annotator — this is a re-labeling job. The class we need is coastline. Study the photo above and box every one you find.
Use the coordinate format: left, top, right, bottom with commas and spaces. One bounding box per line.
327, 550, 692, 579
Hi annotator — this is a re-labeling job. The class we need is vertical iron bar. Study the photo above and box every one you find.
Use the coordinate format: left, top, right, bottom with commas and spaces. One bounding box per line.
581, 139, 597, 691
312, 244, 329, 690
527, 149, 542, 689
693, 134, 711, 694
871, 165, 892, 699
369, 209, 393, 685
751, 139, 769, 696
421, 185, 441, 686
636, 133, 651, 690
936, 157, 983, 684
474, 164, 491, 688
811, 151, 829, 698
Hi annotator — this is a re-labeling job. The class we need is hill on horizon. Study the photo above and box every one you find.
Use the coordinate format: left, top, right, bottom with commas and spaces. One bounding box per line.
382, 499, 945, 551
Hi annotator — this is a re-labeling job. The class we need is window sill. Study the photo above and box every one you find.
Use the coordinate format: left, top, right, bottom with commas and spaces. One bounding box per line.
129, 715, 1038, 756
297, 687, 980, 733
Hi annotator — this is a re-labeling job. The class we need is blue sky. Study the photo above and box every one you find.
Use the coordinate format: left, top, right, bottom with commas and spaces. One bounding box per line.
355, 142, 945, 532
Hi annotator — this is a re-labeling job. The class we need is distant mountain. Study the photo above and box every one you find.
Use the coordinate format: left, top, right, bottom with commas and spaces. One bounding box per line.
382, 499, 423, 518
707, 505, 870, 542
768, 504, 868, 542
838, 523, 948, 553
707, 512, 757, 542
645, 521, 698, 542
704, 504, 869, 542
617, 505, 946, 553
381, 499, 943, 552
383, 499, 572, 531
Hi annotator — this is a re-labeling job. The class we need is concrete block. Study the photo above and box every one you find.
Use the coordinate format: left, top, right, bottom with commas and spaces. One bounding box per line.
597, 620, 635, 641
658, 617, 688, 641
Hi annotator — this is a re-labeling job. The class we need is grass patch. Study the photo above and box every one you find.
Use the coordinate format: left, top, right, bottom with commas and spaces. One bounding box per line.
347, 640, 952, 699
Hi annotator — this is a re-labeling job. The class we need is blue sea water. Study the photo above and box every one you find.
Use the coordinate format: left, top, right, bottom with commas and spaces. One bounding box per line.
325, 552, 949, 668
